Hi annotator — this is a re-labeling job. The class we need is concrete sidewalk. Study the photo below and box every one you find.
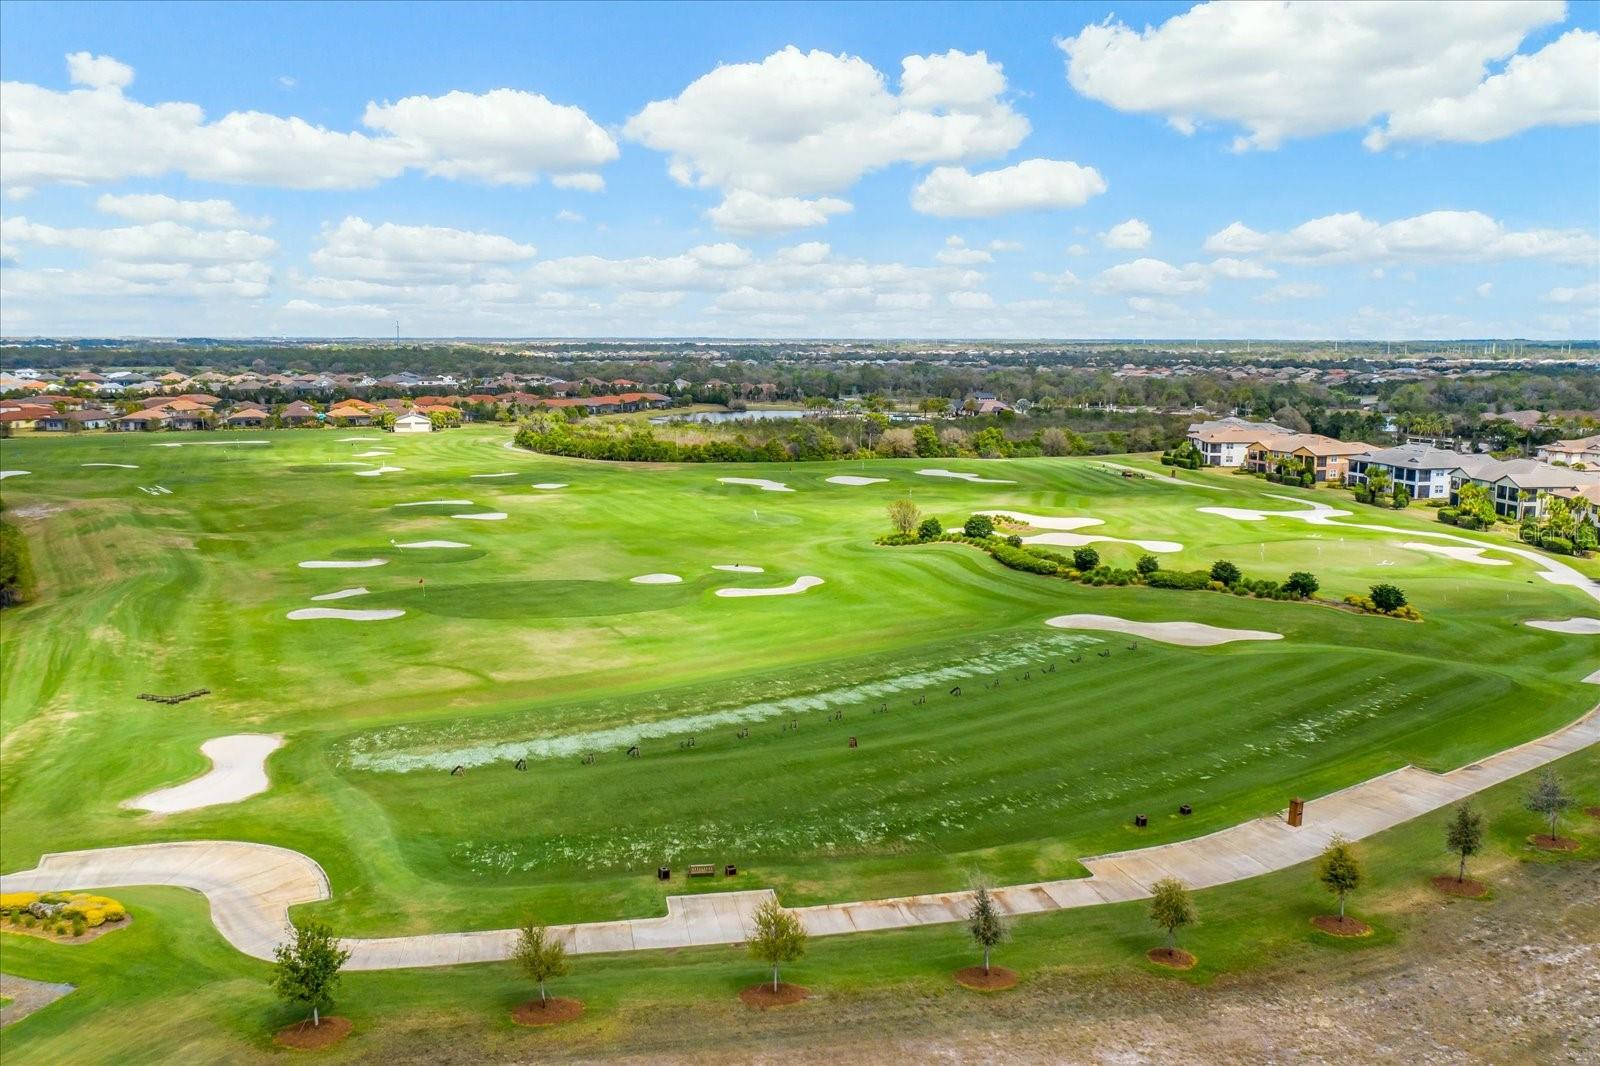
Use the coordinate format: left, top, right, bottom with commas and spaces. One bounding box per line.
3, 707, 1594, 971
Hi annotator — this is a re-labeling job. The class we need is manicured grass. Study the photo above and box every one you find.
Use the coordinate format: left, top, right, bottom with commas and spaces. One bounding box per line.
2, 748, 1592, 1062
0, 427, 1594, 942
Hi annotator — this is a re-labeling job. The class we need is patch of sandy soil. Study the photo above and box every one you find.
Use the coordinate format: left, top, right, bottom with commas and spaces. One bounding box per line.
82, 462, 139, 469
713, 564, 764, 573
631, 573, 683, 584
1399, 541, 1511, 565
826, 475, 888, 486
916, 468, 1015, 484
311, 587, 370, 601
394, 499, 474, 507
451, 512, 507, 520
0, 974, 75, 1027
1046, 613, 1283, 646
354, 465, 405, 477
716, 576, 824, 598
719, 477, 793, 492
396, 540, 469, 549
287, 607, 406, 621
298, 558, 387, 568
1525, 617, 1600, 634
125, 734, 284, 813
511, 998, 585, 1026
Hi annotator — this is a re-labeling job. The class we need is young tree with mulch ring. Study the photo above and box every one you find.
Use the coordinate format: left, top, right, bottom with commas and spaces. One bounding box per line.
1314, 837, 1369, 935
743, 899, 808, 1006
1435, 803, 1487, 897
1146, 877, 1196, 968
1524, 770, 1577, 850
956, 881, 1015, 989
887, 498, 921, 535
510, 920, 581, 1025
271, 920, 351, 1045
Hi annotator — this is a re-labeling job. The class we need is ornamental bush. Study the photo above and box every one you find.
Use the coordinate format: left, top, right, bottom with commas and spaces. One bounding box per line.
916, 516, 943, 541
963, 514, 995, 538
1146, 569, 1212, 590
1209, 559, 1241, 586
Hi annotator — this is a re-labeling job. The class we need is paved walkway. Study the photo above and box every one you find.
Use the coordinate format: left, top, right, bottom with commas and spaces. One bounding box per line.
4, 707, 1594, 971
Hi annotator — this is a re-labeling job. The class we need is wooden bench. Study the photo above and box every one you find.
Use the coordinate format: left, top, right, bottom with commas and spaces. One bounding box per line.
687, 863, 716, 878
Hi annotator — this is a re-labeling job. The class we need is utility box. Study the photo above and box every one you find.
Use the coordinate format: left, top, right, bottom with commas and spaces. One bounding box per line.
1287, 798, 1305, 827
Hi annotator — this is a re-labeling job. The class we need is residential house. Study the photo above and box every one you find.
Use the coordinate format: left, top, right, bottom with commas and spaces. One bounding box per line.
392, 412, 432, 433
225, 407, 271, 428
1449, 455, 1600, 521
1536, 434, 1600, 468
1243, 433, 1377, 482
111, 410, 169, 432
1347, 443, 1471, 501
279, 400, 318, 425
325, 403, 374, 426
37, 409, 113, 431
1186, 417, 1291, 467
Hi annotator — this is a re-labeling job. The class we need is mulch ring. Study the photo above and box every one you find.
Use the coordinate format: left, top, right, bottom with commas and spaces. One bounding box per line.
1527, 834, 1581, 852
1429, 875, 1489, 899
510, 998, 584, 1026
739, 982, 809, 1008
1584, 806, 1600, 820
954, 965, 1018, 991
1145, 947, 1197, 970
1312, 915, 1372, 937
273, 1016, 352, 1050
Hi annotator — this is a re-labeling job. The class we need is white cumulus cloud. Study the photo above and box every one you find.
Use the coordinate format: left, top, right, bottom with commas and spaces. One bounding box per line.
911, 159, 1107, 218
95, 193, 269, 229
1100, 218, 1151, 249
704, 190, 853, 236
1205, 210, 1599, 264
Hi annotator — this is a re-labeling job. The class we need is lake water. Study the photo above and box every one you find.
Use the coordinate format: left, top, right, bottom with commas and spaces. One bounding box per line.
651, 409, 810, 424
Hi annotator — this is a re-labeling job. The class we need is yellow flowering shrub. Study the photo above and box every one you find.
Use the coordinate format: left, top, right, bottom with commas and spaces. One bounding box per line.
0, 892, 40, 914
60, 894, 127, 927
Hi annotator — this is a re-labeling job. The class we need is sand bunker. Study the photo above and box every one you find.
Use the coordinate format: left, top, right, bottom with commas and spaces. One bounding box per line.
916, 468, 1016, 484
630, 573, 683, 584
1585, 668, 1600, 685
981, 510, 1103, 532
719, 477, 792, 492
396, 540, 470, 549
826, 475, 888, 486
125, 734, 284, 814
337, 436, 382, 442
1198, 496, 1352, 523
83, 463, 139, 469
1400, 542, 1510, 566
451, 512, 507, 521
1046, 613, 1283, 646
137, 486, 173, 495
287, 607, 406, 621
394, 499, 474, 507
298, 559, 387, 569
713, 564, 764, 573
981, 512, 1183, 553
470, 472, 517, 479
532, 483, 568, 490
1525, 618, 1600, 635
311, 587, 370, 601
0, 470, 30, 479
352, 449, 394, 458
716, 576, 824, 598
354, 465, 405, 477
150, 440, 269, 447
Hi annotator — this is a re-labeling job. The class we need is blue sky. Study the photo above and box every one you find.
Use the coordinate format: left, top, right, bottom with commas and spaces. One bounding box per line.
2, 0, 1597, 338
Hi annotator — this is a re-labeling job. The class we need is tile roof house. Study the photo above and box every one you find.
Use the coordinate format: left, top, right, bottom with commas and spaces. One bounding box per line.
1536, 434, 1600, 467
1185, 417, 1291, 467
1244, 433, 1377, 482
1450, 455, 1600, 521
37, 408, 113, 431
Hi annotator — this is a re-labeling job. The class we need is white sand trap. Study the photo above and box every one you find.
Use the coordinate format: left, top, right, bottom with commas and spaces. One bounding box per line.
352, 449, 394, 458
916, 468, 1015, 484
298, 558, 387, 569
0, 470, 30, 479
532, 482, 568, 490
451, 512, 507, 521
1199, 496, 1352, 523
470, 472, 517, 479
323, 461, 374, 467
337, 436, 382, 442
1525, 617, 1600, 635
287, 607, 405, 621
397, 540, 470, 549
631, 573, 683, 584
83, 462, 139, 469
716, 576, 824, 598
394, 499, 474, 507
980, 510, 1104, 532
151, 440, 269, 447
1400, 542, 1510, 566
1024, 531, 1186, 554
826, 475, 888, 486
1047, 613, 1283, 646
713, 564, 764, 573
1585, 668, 1600, 684
125, 734, 284, 814
719, 477, 792, 492
354, 465, 405, 477
311, 587, 370, 601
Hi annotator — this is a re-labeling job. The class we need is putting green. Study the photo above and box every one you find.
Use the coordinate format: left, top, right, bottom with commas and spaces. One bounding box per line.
1, 427, 1594, 939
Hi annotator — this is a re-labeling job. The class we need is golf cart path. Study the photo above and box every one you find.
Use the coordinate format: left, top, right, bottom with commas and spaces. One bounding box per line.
4, 705, 1594, 971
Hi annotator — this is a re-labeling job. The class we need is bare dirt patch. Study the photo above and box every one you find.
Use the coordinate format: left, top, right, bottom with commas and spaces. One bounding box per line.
955, 966, 1018, 990
273, 1016, 352, 1050
1145, 947, 1196, 969
1527, 834, 1581, 852
740, 983, 810, 1008
510, 998, 584, 1026
1584, 805, 1600, 820
1430, 875, 1489, 899
1312, 915, 1373, 937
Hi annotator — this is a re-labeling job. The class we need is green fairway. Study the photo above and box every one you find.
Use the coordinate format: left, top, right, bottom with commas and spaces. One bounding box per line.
0, 426, 1595, 940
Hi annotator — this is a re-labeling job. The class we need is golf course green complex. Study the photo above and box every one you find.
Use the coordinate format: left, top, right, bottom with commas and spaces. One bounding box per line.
1, 428, 1596, 959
